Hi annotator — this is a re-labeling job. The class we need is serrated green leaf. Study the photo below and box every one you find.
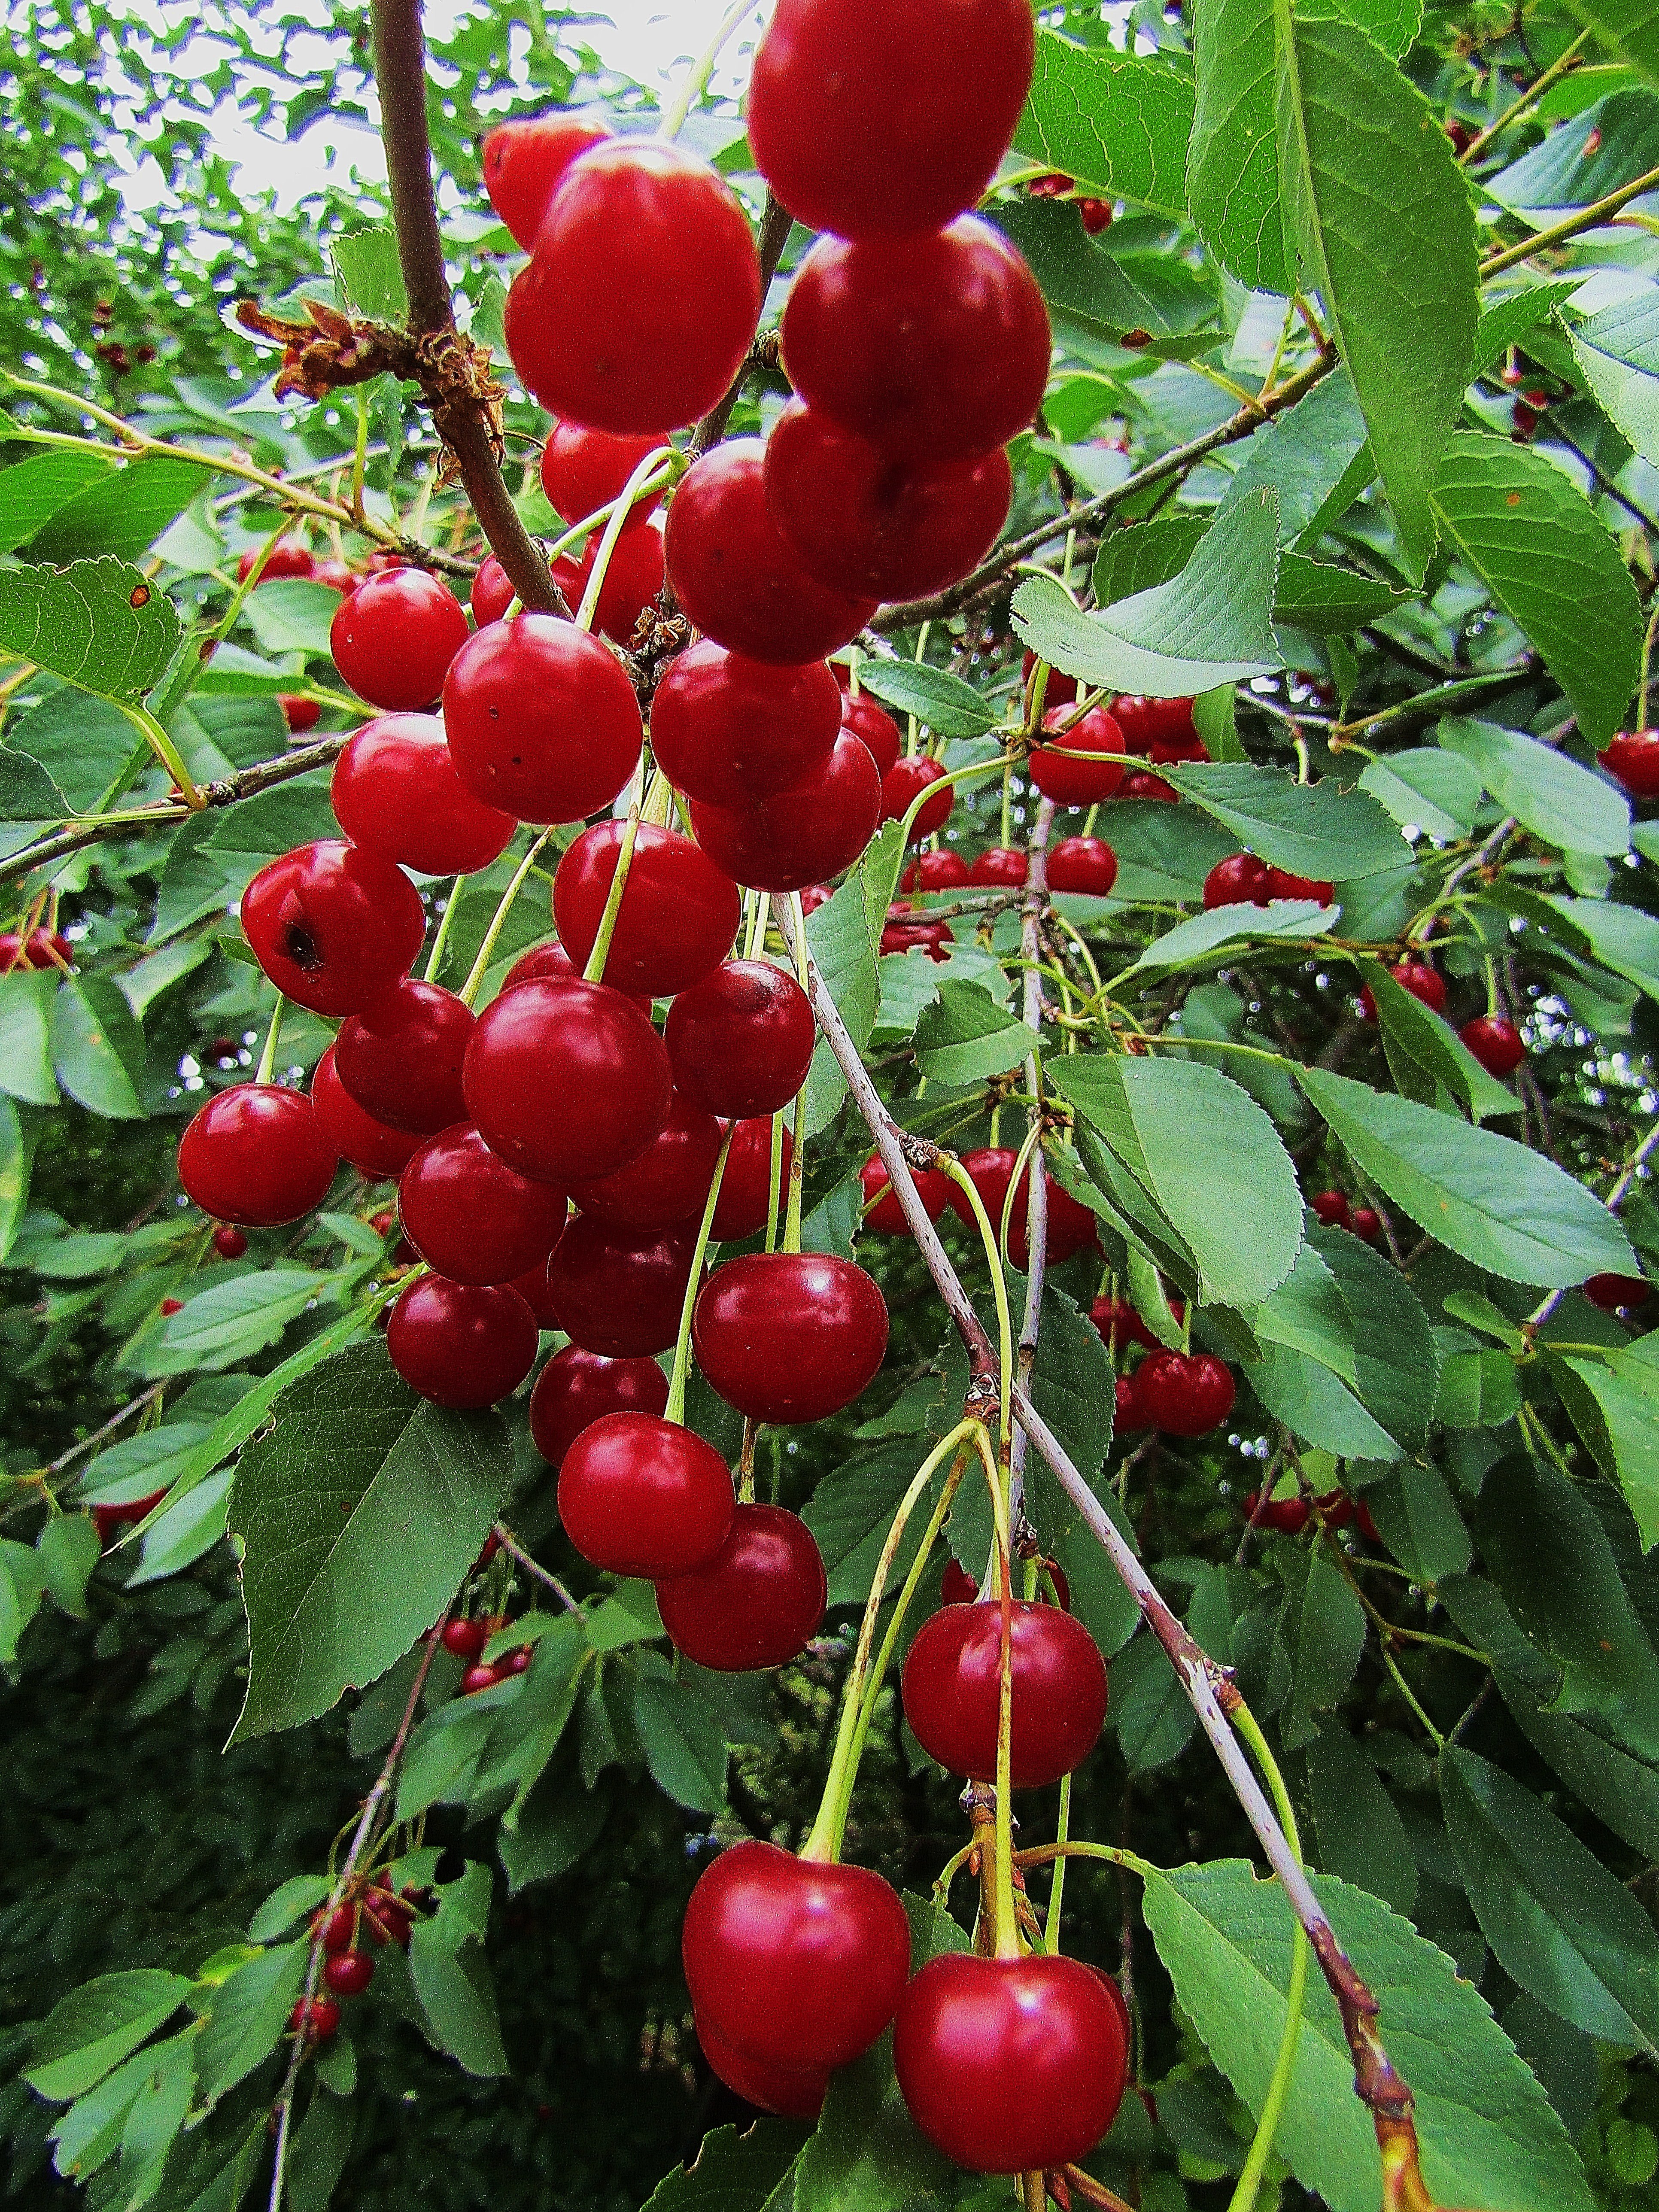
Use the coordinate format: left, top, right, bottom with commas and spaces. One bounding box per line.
1307, 1726, 1416, 1911
0, 558, 182, 703
151, 1271, 328, 1371
803, 1437, 935, 1607
7, 687, 147, 813
1221, 365, 1377, 546
990, 201, 1225, 353
1487, 90, 1659, 216
632, 1673, 728, 1814
0, 450, 114, 557
0, 970, 60, 1106
912, 979, 1039, 1084
1364, 1458, 1472, 1580
1359, 959, 1524, 1122
854, 659, 998, 738
1439, 716, 1629, 857
1159, 758, 1407, 879
26, 1972, 193, 2103
1127, 896, 1336, 979
408, 1862, 507, 2077
27, 456, 211, 566
1473, 281, 1581, 376
50, 976, 146, 1120
1013, 30, 1195, 216
1309, 1223, 1440, 1452
1571, 283, 1659, 465
1558, 0, 1659, 86
195, 1943, 305, 2107
0, 741, 69, 823
1111, 1630, 1200, 1770
639, 2121, 808, 2212
1247, 1337, 1403, 1456
1358, 745, 1483, 841
331, 223, 408, 322
246, 1876, 331, 1946
1557, 1340, 1659, 1549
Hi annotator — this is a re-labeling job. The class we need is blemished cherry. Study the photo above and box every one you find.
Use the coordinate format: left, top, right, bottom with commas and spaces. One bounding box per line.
1310, 1189, 1351, 1229
881, 755, 954, 843
1203, 853, 1270, 909
289, 1997, 341, 2044
690, 730, 883, 893
1121, 769, 1178, 801
471, 556, 516, 626
893, 1952, 1127, 2175
529, 1343, 669, 1469
569, 1089, 723, 1230
507, 139, 760, 435
711, 1118, 794, 1240
902, 1599, 1107, 1787
212, 1224, 248, 1259
545, 1218, 696, 1358
310, 1046, 422, 1180
840, 691, 902, 777
551, 513, 665, 645
178, 1085, 337, 1227
861, 1153, 951, 1236
682, 1838, 911, 2072
1600, 730, 1659, 799
330, 570, 470, 712
1350, 1206, 1383, 1244
1134, 1349, 1236, 1437
442, 613, 643, 824
541, 419, 665, 529
557, 1410, 733, 1576
464, 976, 672, 1183
335, 979, 474, 1135
1047, 835, 1117, 896
1360, 959, 1446, 1020
665, 960, 816, 1121
650, 641, 842, 808
696, 2014, 828, 2121
765, 400, 1013, 601
553, 821, 741, 998
1585, 1272, 1653, 1312
441, 1617, 488, 1659
279, 694, 320, 733
1460, 1014, 1526, 1077
900, 848, 970, 891
241, 840, 425, 1016
1021, 651, 1076, 708
397, 1123, 567, 1285
501, 940, 651, 1016
781, 216, 1050, 464
386, 1275, 538, 1406
482, 112, 611, 250
657, 1504, 827, 1671
969, 846, 1026, 887
323, 1951, 374, 1999
1031, 703, 1126, 805
747, 0, 1035, 240
239, 541, 313, 584
331, 714, 517, 876
693, 1252, 888, 1424
665, 439, 878, 665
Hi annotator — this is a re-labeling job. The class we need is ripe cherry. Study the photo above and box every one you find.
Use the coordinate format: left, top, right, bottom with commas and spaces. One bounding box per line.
900, 848, 970, 892
289, 1997, 341, 2044
545, 1218, 696, 1358
464, 976, 672, 1183
279, 694, 320, 733
541, 419, 665, 529
462, 1661, 506, 1694
894, 1952, 1127, 2174
1047, 835, 1117, 896
507, 140, 760, 435
1310, 1189, 1351, 1229
212, 1223, 248, 1260
1021, 651, 1076, 708
1360, 960, 1446, 1020
881, 755, 954, 843
1247, 1487, 1312, 1535
1584, 1272, 1653, 1313
1089, 1295, 1173, 1354
1110, 695, 1199, 753
861, 1153, 951, 1236
1460, 1014, 1525, 1077
335, 979, 474, 1135
711, 1118, 794, 1240
551, 514, 665, 645
1134, 1350, 1236, 1437
178, 1085, 337, 1227
650, 642, 842, 808
665, 439, 877, 665
529, 1342, 669, 1469
386, 1276, 538, 1407
1264, 866, 1332, 902
969, 847, 1026, 887
1203, 853, 1270, 909
901, 1598, 1107, 1786
1350, 1205, 1383, 1244
0, 927, 72, 971
696, 2015, 827, 2121
500, 939, 650, 1015
313, 1904, 358, 1953
941, 1559, 978, 1604
241, 841, 425, 1017
656, 1504, 827, 1670
840, 691, 902, 776
471, 556, 515, 626
1115, 1370, 1148, 1431
323, 1951, 374, 1999
568, 1089, 723, 1230
482, 112, 611, 250
689, 731, 883, 893
693, 1253, 888, 1424
331, 714, 516, 876
509, 1256, 559, 1326
682, 1838, 910, 2072
330, 570, 470, 712
665, 960, 816, 1120
1599, 730, 1659, 800
310, 1046, 422, 1180
556, 1410, 733, 1576
949, 1147, 1096, 1268
239, 541, 313, 584
443, 614, 643, 823
1031, 703, 1125, 805
553, 821, 741, 998
398, 1123, 567, 1285
1121, 769, 1177, 801
881, 911, 953, 960
441, 1617, 488, 1659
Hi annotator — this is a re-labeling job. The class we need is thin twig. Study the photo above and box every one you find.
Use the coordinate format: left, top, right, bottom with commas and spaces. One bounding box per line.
44, 1382, 166, 1477
690, 191, 794, 456
1008, 797, 1055, 1533
494, 1521, 579, 1612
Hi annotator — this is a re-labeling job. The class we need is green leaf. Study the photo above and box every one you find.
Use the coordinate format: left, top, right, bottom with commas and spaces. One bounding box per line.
246, 1875, 331, 1945
27, 456, 211, 565
1473, 280, 1582, 375
1274, 552, 1408, 633
1218, 367, 1376, 547
150, 1270, 330, 1372
408, 1862, 507, 2078
990, 201, 1225, 353
1558, 0, 1659, 87
1364, 1459, 1473, 1581
1487, 89, 1659, 216
37, 1509, 100, 1618
50, 976, 146, 1119
1309, 1222, 1440, 1452
1359, 959, 1523, 1122
801, 821, 906, 1136
1142, 1860, 1594, 2212
288, 2081, 352, 2212
803, 1438, 936, 1606
1111, 1631, 1199, 1770
1544, 892, 1659, 1005
1307, 1726, 1416, 1912
854, 659, 998, 738
1571, 285, 1659, 467
0, 558, 182, 703
1439, 717, 1629, 857
639, 2121, 808, 2212
7, 689, 143, 814
227, 1342, 511, 1741
0, 741, 69, 823
27, 1972, 192, 2102
240, 579, 345, 660
0, 1093, 36, 1260
1125, 896, 1336, 979
793, 2031, 956, 2212
0, 970, 60, 1106
1246, 1337, 1404, 1458
912, 980, 1039, 1084
0, 451, 115, 556
1284, 1541, 1367, 1745
1358, 746, 1483, 841
1160, 758, 1406, 881
1556, 1341, 1659, 1550
331, 223, 408, 322
1435, 1338, 1523, 1428
497, 1775, 608, 1891
1429, 433, 1643, 749
632, 1671, 729, 1814
1013, 31, 1194, 216
1499, 1662, 1659, 1862
1297, 1066, 1636, 1285
195, 1943, 306, 2107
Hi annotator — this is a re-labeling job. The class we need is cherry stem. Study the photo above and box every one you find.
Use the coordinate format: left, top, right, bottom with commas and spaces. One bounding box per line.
941, 1157, 1015, 1443
459, 831, 552, 1006
1639, 600, 1659, 724
1226, 1701, 1310, 2212
422, 874, 466, 983
664, 1124, 735, 1427
573, 446, 675, 632
763, 1110, 786, 1254
741, 890, 768, 960
115, 699, 205, 812
966, 1422, 1020, 1961
1042, 1772, 1073, 1954
658, 0, 757, 141
580, 807, 646, 985
255, 996, 286, 1086
781, 890, 810, 1254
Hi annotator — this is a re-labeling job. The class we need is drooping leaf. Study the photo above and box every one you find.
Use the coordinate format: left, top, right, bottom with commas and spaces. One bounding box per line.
1217, 368, 1376, 546
0, 558, 182, 703
1158, 759, 1407, 880
26, 1972, 193, 2103
239, 579, 344, 660
1359, 959, 1523, 1122
27, 456, 211, 566
632, 1671, 729, 1815
1555, 1338, 1659, 1550
1125, 897, 1336, 979
6, 688, 144, 813
1307, 1727, 1416, 1912
1308, 1223, 1440, 1452
989, 201, 1226, 354
1013, 30, 1195, 217
407, 1862, 507, 2078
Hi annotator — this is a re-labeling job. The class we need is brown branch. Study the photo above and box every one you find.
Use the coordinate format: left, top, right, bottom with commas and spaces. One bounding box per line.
690, 191, 795, 456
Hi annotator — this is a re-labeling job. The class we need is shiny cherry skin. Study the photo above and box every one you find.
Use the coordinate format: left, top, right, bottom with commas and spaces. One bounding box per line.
1135, 1349, 1236, 1437
461, 1661, 507, 1694
650, 641, 842, 808
241, 840, 425, 1016
500, 940, 651, 1016
553, 821, 741, 998
482, 112, 610, 250
765, 401, 1012, 601
690, 732, 882, 893
781, 217, 1049, 464
682, 1837, 911, 2071
1111, 694, 1199, 753
969, 846, 1026, 887
387, 1275, 539, 1407
696, 2015, 827, 2121
657, 1504, 827, 1671
508, 1255, 559, 1327
1248, 1486, 1312, 1534
882, 755, 954, 843
1584, 1272, 1653, 1312
568, 1089, 723, 1229
840, 691, 902, 776
507, 140, 760, 435
665, 439, 877, 665
693, 1253, 888, 1424
442, 613, 643, 824
397, 1124, 568, 1285
1022, 651, 1076, 708
540, 419, 664, 529
1047, 835, 1117, 896
178, 1085, 336, 1227
893, 1952, 1127, 2175
1310, 1189, 1352, 1229
310, 1046, 422, 1180
711, 1118, 793, 1240
1203, 853, 1271, 909
747, 0, 1035, 240
949, 1147, 1097, 1269
1359, 960, 1446, 1021
941, 1559, 978, 1604
1460, 1014, 1525, 1077
329, 570, 470, 712
557, 1410, 732, 1576
212, 1223, 248, 1260
545, 1218, 696, 1358
1122, 769, 1177, 801
861, 1153, 951, 1236
471, 556, 515, 626
1350, 1206, 1383, 1243
1031, 703, 1126, 805
1264, 866, 1333, 902
323, 1951, 373, 1999
551, 514, 665, 646
441, 1617, 488, 1659
335, 979, 474, 1135
0, 927, 72, 970
289, 1997, 341, 2044
900, 848, 970, 892
665, 960, 815, 1120
528, 1343, 669, 1469
902, 1598, 1107, 1787
463, 976, 672, 1184
1599, 730, 1659, 799
239, 541, 314, 583
331, 714, 516, 876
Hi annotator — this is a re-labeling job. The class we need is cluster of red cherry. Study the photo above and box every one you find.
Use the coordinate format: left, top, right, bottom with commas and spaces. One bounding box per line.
1358, 955, 1528, 1079
1088, 1294, 1237, 1438
289, 1877, 426, 2044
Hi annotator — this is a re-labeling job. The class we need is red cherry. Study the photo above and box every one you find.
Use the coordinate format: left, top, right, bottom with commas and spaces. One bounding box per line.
464, 977, 672, 1183
442, 1617, 488, 1659
362, 1889, 413, 1948
507, 140, 760, 435
505, 1645, 533, 1674
881, 755, 954, 844
881, 916, 953, 960
0, 927, 72, 971
657, 1504, 827, 1670
894, 1952, 1126, 2174
314, 560, 356, 592
545, 1218, 696, 1358
323, 1951, 374, 1999
310, 1046, 422, 1180
901, 1598, 1107, 1786
1459, 1014, 1525, 1077
696, 2015, 828, 2120
508, 1256, 559, 1327
941, 1559, 978, 1604
179, 1086, 337, 1227
1246, 1488, 1312, 1535
280, 694, 321, 734
1121, 769, 1177, 801
1360, 960, 1446, 1021
682, 1838, 911, 2072
1089, 1295, 1161, 1354
780, 216, 1049, 464
569, 1089, 723, 1229
551, 514, 665, 646
1262, 866, 1331, 902
482, 112, 611, 249
1031, 704, 1126, 805
710, 1118, 794, 1240
557, 1410, 733, 1575
289, 1997, 341, 2043
240, 841, 425, 1017
1111, 695, 1197, 752
553, 822, 741, 998
1134, 1350, 1236, 1437
541, 419, 665, 529
499, 940, 650, 1016
747, 0, 1035, 240
239, 542, 314, 584
386, 1276, 538, 1406
765, 400, 1012, 601
693, 1253, 888, 1424
1318, 1489, 1357, 1530
330, 571, 470, 712
471, 556, 516, 626
1599, 730, 1659, 799
665, 960, 816, 1121
462, 1661, 507, 1693
1079, 197, 1113, 233
948, 1147, 1096, 1268
313, 1905, 357, 1954
840, 691, 902, 777
212, 1223, 248, 1259
968, 847, 1026, 887
335, 980, 475, 1135
1585, 1272, 1653, 1312
529, 1343, 669, 1468
1115, 1370, 1149, 1431
1047, 835, 1117, 896
901, 848, 971, 892
1203, 854, 1271, 909
442, 613, 643, 824
1310, 1189, 1351, 1229
158, 1298, 184, 1317
1021, 651, 1076, 708
650, 642, 842, 808
860, 1153, 951, 1236
331, 713, 516, 876
398, 1123, 567, 1285
1350, 1206, 1383, 1244
690, 731, 883, 893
